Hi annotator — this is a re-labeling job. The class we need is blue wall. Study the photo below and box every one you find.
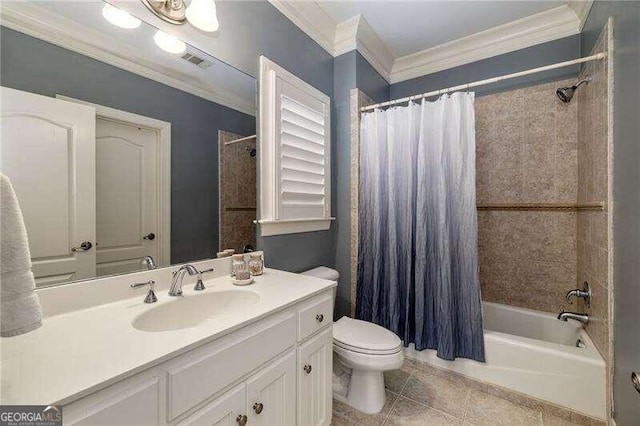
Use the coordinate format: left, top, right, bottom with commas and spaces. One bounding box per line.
333, 50, 389, 318
390, 35, 581, 100
581, 2, 640, 424
0, 26, 256, 264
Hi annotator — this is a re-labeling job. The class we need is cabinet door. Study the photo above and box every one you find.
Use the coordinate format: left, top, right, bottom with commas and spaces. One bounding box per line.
298, 327, 332, 426
246, 350, 296, 426
178, 384, 246, 426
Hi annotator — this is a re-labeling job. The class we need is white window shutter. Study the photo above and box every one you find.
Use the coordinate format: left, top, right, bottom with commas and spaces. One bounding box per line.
258, 57, 333, 236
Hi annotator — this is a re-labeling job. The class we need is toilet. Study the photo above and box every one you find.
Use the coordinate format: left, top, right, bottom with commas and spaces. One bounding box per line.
302, 267, 404, 414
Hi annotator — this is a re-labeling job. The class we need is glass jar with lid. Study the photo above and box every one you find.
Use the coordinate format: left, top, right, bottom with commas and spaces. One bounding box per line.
248, 252, 264, 276
231, 254, 246, 277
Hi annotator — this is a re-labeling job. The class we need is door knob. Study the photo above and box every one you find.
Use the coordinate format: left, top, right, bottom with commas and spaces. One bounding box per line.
316, 314, 324, 323
253, 402, 264, 414
236, 414, 247, 426
143, 233, 156, 240
632, 372, 640, 394
71, 241, 92, 252
303, 364, 312, 374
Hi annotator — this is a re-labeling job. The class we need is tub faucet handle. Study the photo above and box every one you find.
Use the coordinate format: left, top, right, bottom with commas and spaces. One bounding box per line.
565, 281, 591, 307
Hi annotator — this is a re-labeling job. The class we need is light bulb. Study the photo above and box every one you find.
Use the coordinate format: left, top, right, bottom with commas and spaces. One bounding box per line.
153, 30, 186, 54
102, 4, 141, 29
185, 0, 219, 33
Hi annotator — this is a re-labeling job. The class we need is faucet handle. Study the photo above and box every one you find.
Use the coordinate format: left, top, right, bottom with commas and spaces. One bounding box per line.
131, 280, 157, 304
194, 267, 215, 291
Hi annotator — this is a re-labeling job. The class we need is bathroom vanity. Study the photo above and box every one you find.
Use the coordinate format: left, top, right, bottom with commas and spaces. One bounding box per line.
0, 262, 336, 426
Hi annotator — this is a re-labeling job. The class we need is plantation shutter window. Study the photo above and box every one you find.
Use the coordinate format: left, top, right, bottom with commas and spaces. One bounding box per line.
258, 57, 333, 236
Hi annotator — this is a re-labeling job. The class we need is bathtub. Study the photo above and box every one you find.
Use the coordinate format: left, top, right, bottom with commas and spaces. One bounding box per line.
404, 302, 606, 420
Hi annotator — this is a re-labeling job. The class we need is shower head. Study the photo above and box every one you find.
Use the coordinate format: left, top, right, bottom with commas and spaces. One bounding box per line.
556, 76, 591, 103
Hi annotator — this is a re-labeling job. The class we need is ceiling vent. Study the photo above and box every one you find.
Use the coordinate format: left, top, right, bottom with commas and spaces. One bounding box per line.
180, 52, 212, 69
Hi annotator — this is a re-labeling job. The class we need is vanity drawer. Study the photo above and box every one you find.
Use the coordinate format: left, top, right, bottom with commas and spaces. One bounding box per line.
167, 312, 296, 421
298, 293, 333, 341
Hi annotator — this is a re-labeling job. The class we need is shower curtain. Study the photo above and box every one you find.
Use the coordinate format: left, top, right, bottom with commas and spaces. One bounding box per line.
356, 92, 485, 362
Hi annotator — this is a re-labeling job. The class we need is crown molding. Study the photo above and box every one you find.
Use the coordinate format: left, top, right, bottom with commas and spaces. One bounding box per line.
0, 2, 256, 116
354, 16, 394, 81
267, 0, 337, 55
271, 1, 585, 86
567, 0, 594, 30
390, 5, 580, 84
333, 15, 359, 57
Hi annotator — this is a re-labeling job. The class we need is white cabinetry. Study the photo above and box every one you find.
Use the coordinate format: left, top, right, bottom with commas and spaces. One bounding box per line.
298, 328, 332, 426
62, 290, 333, 426
247, 350, 297, 426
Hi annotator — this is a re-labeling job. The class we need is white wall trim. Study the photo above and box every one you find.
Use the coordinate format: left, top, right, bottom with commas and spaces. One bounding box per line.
271, 1, 585, 85
389, 5, 580, 84
333, 15, 360, 57
56, 95, 172, 267
268, 0, 338, 55
256, 218, 334, 237
567, 0, 594, 31
1, 2, 256, 116
353, 16, 394, 81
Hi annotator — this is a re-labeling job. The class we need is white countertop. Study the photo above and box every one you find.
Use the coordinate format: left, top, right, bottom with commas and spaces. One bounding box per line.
0, 268, 336, 405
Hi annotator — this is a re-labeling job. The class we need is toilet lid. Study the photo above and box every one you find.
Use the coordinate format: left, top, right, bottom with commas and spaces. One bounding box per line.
333, 317, 402, 354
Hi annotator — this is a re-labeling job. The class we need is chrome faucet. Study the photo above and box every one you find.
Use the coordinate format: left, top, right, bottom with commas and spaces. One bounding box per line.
169, 264, 199, 296
557, 311, 589, 324
141, 255, 157, 270
565, 281, 591, 307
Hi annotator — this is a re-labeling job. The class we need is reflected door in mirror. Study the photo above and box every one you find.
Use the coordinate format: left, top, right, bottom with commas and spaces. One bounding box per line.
0, 87, 96, 286
96, 119, 159, 276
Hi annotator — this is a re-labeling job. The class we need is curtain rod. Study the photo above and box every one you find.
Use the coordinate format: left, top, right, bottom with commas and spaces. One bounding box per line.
224, 134, 257, 145
361, 53, 606, 112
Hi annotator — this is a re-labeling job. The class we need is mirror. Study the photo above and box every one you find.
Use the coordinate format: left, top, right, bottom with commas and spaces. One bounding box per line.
0, 1, 257, 287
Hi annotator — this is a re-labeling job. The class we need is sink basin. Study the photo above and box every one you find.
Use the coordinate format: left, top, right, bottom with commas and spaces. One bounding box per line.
132, 290, 260, 332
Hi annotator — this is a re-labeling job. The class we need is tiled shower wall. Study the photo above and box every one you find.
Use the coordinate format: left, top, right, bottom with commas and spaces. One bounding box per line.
219, 131, 257, 253
475, 80, 579, 313
576, 22, 612, 368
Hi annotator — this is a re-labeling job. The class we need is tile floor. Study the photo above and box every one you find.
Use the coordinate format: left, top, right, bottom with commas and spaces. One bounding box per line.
331, 360, 587, 426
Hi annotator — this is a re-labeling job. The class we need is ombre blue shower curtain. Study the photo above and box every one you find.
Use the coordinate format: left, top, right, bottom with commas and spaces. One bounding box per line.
356, 92, 485, 362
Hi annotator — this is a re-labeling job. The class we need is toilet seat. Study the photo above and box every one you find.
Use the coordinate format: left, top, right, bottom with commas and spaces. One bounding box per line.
333, 317, 402, 355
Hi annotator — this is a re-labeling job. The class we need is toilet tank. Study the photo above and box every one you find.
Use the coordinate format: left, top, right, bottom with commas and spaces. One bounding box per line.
302, 267, 339, 314
301, 266, 339, 281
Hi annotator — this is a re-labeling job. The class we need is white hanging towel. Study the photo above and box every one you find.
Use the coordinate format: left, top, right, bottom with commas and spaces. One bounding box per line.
1, 173, 42, 337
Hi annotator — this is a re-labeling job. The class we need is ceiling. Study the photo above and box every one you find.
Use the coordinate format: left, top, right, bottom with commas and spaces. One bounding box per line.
319, 1, 565, 57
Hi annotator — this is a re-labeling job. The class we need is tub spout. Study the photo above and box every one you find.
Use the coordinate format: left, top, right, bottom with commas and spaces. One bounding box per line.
557, 310, 589, 324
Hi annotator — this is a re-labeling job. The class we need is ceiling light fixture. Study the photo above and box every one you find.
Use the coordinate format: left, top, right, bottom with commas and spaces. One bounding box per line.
141, 0, 219, 32
102, 4, 142, 29
153, 30, 187, 54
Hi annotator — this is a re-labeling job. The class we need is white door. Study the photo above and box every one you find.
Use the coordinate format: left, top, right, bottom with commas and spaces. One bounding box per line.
95, 118, 159, 276
298, 328, 332, 426
246, 349, 296, 426
0, 87, 96, 285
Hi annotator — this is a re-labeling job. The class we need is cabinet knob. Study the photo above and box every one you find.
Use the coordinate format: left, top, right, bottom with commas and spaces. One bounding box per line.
236, 414, 248, 426
253, 402, 264, 414
303, 364, 312, 374
315, 314, 324, 323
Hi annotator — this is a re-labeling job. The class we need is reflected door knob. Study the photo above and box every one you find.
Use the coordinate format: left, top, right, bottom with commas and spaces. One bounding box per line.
71, 241, 93, 252
143, 233, 156, 240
